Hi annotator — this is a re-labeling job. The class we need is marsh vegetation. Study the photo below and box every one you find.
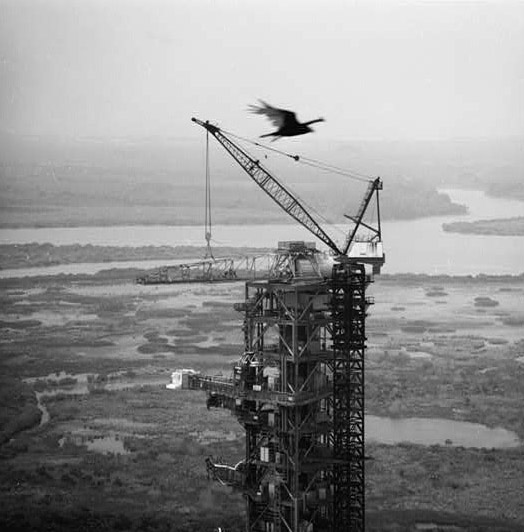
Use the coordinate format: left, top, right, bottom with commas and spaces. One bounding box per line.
1, 270, 523, 531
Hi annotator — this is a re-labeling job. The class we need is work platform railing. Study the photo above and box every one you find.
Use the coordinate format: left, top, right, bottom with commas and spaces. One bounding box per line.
184, 373, 334, 408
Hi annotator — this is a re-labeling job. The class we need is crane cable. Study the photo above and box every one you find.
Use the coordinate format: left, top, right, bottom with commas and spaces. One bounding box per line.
221, 128, 373, 184
205, 123, 370, 247
204, 129, 214, 259
218, 128, 350, 240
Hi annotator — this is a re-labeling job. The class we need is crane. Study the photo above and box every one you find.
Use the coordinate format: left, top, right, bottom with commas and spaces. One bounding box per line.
136, 120, 383, 284
191, 117, 384, 269
168, 118, 386, 532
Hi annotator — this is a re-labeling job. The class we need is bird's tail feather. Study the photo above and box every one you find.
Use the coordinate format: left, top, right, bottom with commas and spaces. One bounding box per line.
248, 99, 271, 114
248, 105, 264, 115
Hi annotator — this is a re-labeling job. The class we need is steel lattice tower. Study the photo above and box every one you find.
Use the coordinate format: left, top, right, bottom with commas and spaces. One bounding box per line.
180, 119, 384, 532
196, 249, 373, 532
330, 261, 367, 530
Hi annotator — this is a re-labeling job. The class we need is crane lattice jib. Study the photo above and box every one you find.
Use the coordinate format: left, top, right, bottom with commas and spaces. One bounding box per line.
343, 177, 382, 255
192, 117, 343, 255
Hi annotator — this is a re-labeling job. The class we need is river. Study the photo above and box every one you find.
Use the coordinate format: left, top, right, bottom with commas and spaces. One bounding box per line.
1, 189, 523, 277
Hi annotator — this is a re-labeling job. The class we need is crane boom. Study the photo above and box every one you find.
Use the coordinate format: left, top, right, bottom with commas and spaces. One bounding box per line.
343, 177, 382, 255
192, 117, 343, 255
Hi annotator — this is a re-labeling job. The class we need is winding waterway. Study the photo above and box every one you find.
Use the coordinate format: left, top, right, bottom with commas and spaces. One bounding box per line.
1, 189, 523, 277
31, 374, 521, 449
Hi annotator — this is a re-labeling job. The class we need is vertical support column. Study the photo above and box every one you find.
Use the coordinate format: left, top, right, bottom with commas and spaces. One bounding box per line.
331, 262, 366, 532
239, 269, 368, 532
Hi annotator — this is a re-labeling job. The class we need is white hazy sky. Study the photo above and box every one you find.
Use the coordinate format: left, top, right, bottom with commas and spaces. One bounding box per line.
1, 0, 523, 140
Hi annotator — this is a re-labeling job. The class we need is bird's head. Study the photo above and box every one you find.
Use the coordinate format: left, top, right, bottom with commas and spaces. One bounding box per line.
305, 117, 325, 127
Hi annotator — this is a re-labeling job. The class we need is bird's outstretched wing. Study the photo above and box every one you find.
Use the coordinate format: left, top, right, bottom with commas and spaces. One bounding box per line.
248, 100, 299, 129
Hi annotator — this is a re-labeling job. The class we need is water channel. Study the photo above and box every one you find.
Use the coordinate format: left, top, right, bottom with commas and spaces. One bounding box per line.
28, 372, 168, 428
1, 189, 523, 277
10, 190, 523, 451
31, 374, 521, 450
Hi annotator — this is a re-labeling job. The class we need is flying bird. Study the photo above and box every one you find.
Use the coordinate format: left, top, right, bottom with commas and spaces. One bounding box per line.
248, 100, 325, 140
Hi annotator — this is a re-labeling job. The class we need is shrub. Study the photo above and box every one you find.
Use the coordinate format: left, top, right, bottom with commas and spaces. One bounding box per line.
474, 296, 499, 307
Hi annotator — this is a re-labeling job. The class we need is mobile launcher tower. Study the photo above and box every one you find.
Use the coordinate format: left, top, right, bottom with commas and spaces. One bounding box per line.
172, 119, 385, 532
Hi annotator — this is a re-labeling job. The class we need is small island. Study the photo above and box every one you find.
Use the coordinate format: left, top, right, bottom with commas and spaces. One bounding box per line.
443, 217, 524, 236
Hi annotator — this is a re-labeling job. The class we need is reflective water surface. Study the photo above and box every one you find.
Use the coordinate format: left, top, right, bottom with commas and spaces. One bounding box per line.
367, 415, 520, 448
59, 434, 129, 455
1, 189, 523, 276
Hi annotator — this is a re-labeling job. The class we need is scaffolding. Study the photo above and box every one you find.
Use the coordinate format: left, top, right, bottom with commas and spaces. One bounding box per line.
178, 244, 373, 531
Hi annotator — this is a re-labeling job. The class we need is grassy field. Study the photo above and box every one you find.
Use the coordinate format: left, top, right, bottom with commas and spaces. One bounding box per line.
1, 270, 524, 531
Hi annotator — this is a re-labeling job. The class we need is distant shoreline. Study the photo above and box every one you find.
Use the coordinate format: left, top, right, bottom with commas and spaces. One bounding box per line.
0, 207, 464, 230
443, 217, 524, 236
0, 243, 272, 270
1, 243, 523, 279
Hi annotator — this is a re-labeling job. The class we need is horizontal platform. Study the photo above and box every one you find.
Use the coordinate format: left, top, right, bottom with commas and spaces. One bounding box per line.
184, 374, 333, 407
